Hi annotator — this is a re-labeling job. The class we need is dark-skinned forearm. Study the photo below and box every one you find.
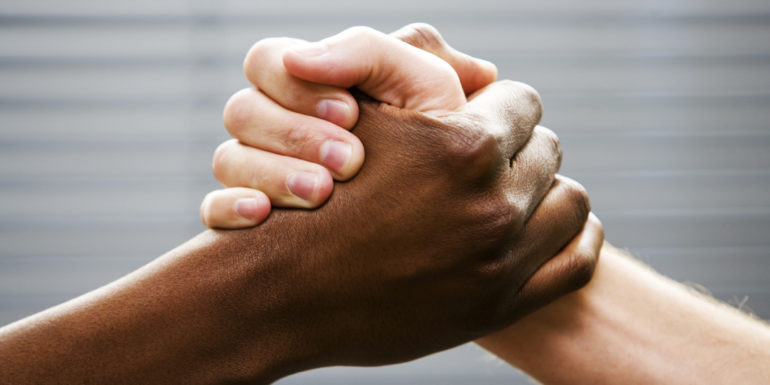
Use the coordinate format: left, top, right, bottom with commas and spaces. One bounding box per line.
0, 230, 306, 385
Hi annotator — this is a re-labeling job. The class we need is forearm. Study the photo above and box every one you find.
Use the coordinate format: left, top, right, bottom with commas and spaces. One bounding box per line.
478, 243, 770, 384
0, 231, 298, 385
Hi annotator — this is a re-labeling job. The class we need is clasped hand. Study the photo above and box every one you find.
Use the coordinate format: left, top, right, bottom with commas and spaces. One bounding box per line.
199, 24, 602, 371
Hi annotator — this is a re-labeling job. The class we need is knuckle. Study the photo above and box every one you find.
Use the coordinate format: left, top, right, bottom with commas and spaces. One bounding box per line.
396, 22, 445, 51
516, 81, 543, 112
283, 119, 316, 157
537, 126, 563, 169
464, 193, 522, 256
199, 192, 215, 227
243, 37, 285, 80
561, 177, 591, 223
442, 125, 502, 181
471, 259, 507, 297
588, 213, 605, 239
562, 250, 597, 292
484, 196, 521, 236
505, 80, 543, 126
505, 202, 527, 235
243, 39, 269, 79
212, 139, 237, 183
342, 25, 379, 40
222, 88, 254, 137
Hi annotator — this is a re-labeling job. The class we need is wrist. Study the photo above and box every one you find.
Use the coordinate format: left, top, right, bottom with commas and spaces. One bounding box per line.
479, 243, 770, 384
478, 244, 661, 382
141, 230, 320, 384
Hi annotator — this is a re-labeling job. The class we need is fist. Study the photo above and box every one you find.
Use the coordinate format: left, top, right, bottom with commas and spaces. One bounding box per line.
209, 80, 593, 370
200, 24, 498, 228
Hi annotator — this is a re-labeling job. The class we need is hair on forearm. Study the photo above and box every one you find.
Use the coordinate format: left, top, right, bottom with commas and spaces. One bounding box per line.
612, 244, 769, 325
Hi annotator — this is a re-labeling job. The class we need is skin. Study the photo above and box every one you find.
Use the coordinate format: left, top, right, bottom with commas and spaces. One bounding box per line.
205, 24, 770, 383
201, 24, 500, 228
479, 244, 770, 384
0, 43, 601, 383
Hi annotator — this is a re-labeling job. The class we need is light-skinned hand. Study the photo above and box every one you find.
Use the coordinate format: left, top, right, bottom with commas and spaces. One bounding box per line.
200, 24, 498, 228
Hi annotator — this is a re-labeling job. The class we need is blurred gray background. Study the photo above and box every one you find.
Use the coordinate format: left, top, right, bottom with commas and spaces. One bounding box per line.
1, 0, 769, 383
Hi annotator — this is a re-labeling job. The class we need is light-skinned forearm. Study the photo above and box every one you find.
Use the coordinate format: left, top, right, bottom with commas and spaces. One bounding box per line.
478, 243, 770, 384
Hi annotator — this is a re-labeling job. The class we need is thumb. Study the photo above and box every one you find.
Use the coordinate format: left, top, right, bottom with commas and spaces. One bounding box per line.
390, 23, 498, 95
282, 26, 466, 114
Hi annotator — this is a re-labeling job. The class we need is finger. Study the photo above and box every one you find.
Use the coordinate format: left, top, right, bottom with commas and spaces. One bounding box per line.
200, 188, 272, 229
390, 23, 497, 95
462, 80, 543, 159
243, 37, 358, 129
506, 125, 563, 220
282, 26, 466, 114
513, 212, 604, 316
223, 88, 365, 180
212, 139, 334, 208
504, 175, 592, 296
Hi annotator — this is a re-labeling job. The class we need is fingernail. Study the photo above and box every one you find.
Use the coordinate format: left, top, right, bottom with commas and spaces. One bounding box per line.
320, 140, 353, 174
286, 172, 319, 201
234, 198, 259, 220
317, 99, 350, 126
288, 43, 328, 58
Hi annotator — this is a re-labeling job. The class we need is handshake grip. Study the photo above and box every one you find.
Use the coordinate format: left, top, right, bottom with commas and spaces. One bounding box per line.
212, 83, 595, 369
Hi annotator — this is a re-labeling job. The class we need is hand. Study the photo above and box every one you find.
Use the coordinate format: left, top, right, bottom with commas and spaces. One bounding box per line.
201, 23, 602, 363
0, 26, 601, 385
0, 94, 596, 383
200, 78, 595, 371
200, 24, 498, 228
